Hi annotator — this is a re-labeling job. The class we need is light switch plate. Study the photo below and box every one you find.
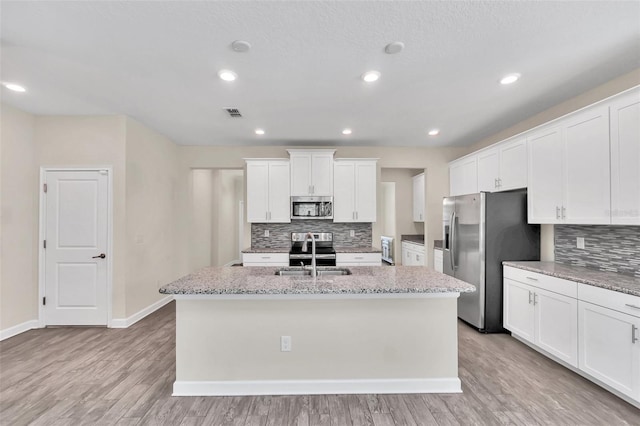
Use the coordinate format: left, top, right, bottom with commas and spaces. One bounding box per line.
577, 237, 585, 249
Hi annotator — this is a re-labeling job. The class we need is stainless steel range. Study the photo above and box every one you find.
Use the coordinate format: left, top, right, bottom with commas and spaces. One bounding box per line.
289, 232, 336, 267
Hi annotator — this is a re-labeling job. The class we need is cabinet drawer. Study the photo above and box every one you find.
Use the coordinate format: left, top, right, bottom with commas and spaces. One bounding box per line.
243, 253, 289, 265
578, 284, 640, 318
504, 266, 577, 298
336, 253, 381, 264
401, 241, 424, 254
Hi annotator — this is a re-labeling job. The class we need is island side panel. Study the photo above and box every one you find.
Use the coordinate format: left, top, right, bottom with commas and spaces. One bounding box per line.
174, 296, 460, 395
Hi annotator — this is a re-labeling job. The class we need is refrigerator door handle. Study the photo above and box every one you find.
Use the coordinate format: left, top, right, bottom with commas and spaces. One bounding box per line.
450, 211, 457, 270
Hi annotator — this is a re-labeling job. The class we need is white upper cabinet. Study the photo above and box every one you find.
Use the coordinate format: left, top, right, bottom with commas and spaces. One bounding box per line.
246, 160, 291, 223
528, 126, 564, 223
333, 159, 377, 222
610, 88, 640, 225
449, 156, 477, 196
412, 172, 425, 222
288, 150, 335, 196
477, 148, 500, 192
499, 137, 528, 191
528, 104, 611, 224
476, 138, 528, 193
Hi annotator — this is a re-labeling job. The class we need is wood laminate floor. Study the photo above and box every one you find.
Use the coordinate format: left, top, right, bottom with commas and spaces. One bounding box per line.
1, 302, 639, 425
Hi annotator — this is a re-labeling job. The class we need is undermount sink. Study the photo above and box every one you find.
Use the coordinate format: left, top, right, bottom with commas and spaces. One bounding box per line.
275, 267, 352, 277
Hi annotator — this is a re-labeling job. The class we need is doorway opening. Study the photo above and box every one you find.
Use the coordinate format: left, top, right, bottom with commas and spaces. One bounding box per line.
190, 169, 248, 270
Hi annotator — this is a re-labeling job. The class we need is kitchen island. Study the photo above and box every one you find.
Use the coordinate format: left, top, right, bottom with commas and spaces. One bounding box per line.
160, 266, 475, 396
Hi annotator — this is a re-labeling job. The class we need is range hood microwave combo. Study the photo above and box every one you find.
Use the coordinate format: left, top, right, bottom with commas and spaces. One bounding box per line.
291, 196, 333, 220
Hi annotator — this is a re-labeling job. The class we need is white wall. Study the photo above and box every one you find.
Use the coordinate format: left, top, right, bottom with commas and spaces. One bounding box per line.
0, 104, 38, 331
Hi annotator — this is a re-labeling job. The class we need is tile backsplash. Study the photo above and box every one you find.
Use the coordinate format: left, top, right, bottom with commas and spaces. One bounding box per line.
251, 221, 372, 249
554, 225, 640, 278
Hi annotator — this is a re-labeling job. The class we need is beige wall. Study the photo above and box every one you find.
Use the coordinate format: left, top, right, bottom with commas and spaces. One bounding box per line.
214, 169, 244, 266
191, 169, 214, 270
124, 117, 183, 317
0, 104, 38, 330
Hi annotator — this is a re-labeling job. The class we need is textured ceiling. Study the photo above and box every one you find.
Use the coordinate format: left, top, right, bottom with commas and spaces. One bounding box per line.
1, 1, 639, 147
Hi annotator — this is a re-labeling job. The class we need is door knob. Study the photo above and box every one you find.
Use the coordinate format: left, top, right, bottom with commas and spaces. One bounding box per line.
92, 253, 106, 259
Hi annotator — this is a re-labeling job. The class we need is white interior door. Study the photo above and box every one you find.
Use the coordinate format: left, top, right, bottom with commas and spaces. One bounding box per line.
44, 170, 109, 325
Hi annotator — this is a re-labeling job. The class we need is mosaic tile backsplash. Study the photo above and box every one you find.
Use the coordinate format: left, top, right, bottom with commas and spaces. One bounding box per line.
554, 225, 640, 278
251, 221, 372, 249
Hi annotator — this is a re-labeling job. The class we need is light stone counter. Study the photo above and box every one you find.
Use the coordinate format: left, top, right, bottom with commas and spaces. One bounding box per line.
160, 265, 475, 297
503, 261, 640, 297
162, 266, 475, 397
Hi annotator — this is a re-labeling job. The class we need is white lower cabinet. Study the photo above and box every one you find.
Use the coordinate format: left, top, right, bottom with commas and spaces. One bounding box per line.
242, 253, 289, 267
433, 249, 443, 273
577, 282, 640, 403
336, 252, 381, 266
503, 278, 578, 366
504, 266, 640, 406
401, 241, 425, 266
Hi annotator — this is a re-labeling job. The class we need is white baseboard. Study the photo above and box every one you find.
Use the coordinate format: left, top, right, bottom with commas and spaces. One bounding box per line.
173, 377, 462, 396
110, 295, 173, 328
0, 319, 39, 341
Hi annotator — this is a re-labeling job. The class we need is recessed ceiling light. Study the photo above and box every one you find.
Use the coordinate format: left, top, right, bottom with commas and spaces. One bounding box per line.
218, 70, 237, 82
385, 42, 405, 54
231, 40, 251, 52
255, 129, 265, 135
342, 128, 352, 135
500, 73, 521, 85
428, 129, 440, 136
3, 82, 26, 92
361, 71, 381, 83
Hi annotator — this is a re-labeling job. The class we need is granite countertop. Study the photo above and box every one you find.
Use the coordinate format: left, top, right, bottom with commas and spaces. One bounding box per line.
334, 246, 382, 253
242, 247, 290, 253
503, 261, 640, 297
401, 234, 424, 245
434, 240, 443, 250
159, 266, 475, 296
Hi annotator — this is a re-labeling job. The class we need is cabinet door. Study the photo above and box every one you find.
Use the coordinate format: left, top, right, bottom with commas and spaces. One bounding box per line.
415, 250, 425, 266
333, 161, 355, 222
412, 173, 425, 222
290, 154, 312, 196
449, 157, 478, 196
354, 161, 377, 222
610, 89, 640, 225
311, 153, 334, 196
499, 138, 527, 191
477, 149, 500, 192
563, 105, 611, 224
578, 301, 640, 400
528, 126, 563, 224
246, 162, 269, 222
535, 287, 578, 367
401, 243, 413, 266
503, 279, 535, 343
268, 162, 291, 223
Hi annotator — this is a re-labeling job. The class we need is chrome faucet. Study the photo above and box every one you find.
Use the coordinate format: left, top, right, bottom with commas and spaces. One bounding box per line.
301, 232, 317, 277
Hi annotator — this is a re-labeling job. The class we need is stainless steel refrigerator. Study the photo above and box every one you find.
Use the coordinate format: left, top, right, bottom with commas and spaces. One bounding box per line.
443, 189, 540, 333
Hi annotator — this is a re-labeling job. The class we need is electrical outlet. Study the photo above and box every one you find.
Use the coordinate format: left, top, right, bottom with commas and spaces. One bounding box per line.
264, 230, 269, 237
350, 230, 355, 237
577, 237, 585, 249
280, 336, 292, 352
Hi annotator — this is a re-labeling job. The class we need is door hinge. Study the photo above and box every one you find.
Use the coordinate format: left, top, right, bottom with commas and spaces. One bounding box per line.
42, 297, 46, 306
43, 183, 48, 193
43, 240, 47, 249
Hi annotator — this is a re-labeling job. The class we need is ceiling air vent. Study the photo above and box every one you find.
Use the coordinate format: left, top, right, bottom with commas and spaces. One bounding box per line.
224, 108, 242, 118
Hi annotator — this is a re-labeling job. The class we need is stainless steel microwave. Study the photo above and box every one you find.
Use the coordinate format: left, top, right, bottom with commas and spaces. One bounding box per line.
291, 196, 333, 220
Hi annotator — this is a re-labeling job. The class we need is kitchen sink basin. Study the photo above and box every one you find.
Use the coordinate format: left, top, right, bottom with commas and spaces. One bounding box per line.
275, 267, 352, 276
